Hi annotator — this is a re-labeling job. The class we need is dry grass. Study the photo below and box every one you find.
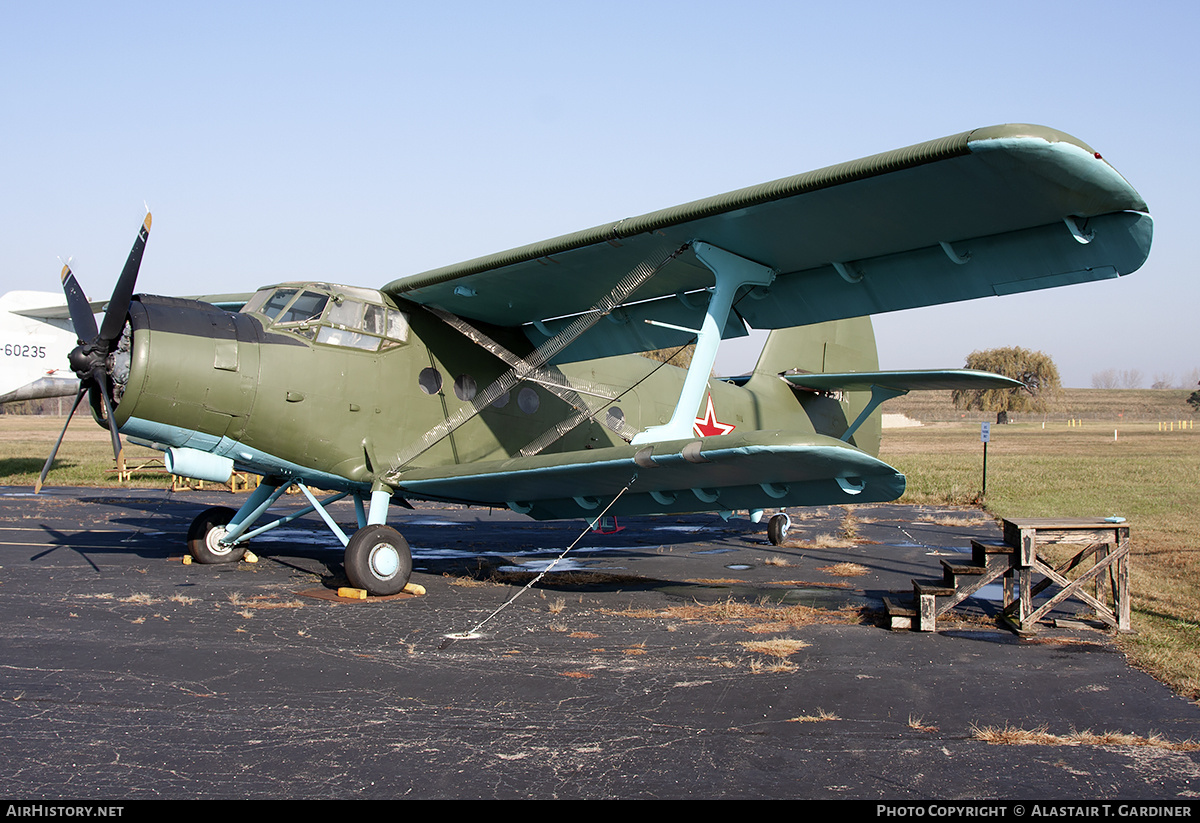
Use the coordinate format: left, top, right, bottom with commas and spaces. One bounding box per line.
918, 514, 992, 527
739, 637, 810, 658
548, 597, 566, 614
606, 597, 862, 630
970, 723, 1200, 751
787, 709, 839, 723
228, 592, 303, 609
803, 533, 858, 549
818, 562, 869, 577
907, 715, 939, 733
766, 579, 851, 589
749, 657, 798, 673
119, 593, 161, 605
838, 508, 860, 541
763, 555, 794, 567
444, 574, 493, 587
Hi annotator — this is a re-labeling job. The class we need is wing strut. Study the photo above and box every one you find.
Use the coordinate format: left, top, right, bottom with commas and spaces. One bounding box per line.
632, 242, 775, 444
839, 385, 907, 443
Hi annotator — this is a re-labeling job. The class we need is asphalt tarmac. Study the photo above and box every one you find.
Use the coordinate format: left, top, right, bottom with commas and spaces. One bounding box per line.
1, 487, 1197, 800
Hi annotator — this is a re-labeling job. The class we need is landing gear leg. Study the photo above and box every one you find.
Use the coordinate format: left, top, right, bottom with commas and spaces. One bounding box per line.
767, 512, 791, 546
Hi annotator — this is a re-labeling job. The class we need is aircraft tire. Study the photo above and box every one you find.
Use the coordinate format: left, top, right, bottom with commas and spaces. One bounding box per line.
767, 513, 790, 546
187, 506, 246, 564
344, 524, 412, 597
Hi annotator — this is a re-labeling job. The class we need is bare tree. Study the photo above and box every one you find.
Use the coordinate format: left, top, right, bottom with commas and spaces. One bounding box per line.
1092, 368, 1119, 389
1119, 369, 1144, 389
1181, 368, 1200, 390
1151, 372, 1175, 390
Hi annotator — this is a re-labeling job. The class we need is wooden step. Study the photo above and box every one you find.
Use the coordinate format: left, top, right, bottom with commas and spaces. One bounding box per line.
883, 596, 916, 631
941, 559, 988, 587
971, 538, 1013, 566
911, 580, 954, 632
913, 579, 956, 597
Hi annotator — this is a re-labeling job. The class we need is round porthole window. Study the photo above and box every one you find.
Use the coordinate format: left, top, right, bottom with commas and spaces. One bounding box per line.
605, 406, 625, 432
454, 374, 477, 402
517, 386, 540, 414
418, 367, 442, 395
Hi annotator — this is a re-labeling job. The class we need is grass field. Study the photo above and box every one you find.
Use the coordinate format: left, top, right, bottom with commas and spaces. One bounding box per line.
4, 406, 1199, 700
885, 387, 1196, 424
0, 416, 167, 488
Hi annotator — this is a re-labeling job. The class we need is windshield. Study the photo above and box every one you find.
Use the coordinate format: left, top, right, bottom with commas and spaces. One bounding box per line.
243, 284, 409, 350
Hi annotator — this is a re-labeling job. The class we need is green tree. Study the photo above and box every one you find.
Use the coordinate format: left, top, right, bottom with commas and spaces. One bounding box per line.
952, 346, 1061, 423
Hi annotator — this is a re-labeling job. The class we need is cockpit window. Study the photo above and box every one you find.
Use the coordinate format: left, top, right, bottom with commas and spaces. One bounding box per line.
274, 291, 328, 325
243, 284, 409, 351
259, 288, 299, 321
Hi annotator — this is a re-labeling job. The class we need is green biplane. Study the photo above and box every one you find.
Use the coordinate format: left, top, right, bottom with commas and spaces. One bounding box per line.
37, 124, 1152, 596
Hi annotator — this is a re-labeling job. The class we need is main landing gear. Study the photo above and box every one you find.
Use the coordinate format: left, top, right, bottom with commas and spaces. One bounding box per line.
187, 506, 245, 564
343, 524, 412, 596
767, 512, 791, 546
184, 479, 413, 597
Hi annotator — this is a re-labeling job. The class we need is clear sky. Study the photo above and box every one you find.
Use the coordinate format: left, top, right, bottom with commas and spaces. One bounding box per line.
2, 1, 1195, 387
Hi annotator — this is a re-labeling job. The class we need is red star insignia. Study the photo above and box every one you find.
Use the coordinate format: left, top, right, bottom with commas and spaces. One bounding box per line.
693, 393, 736, 437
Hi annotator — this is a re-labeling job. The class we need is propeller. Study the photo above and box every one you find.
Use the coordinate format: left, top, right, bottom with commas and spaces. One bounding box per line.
35, 213, 151, 493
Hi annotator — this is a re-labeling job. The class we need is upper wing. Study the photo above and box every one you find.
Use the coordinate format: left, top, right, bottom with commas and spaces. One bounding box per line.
384, 124, 1151, 362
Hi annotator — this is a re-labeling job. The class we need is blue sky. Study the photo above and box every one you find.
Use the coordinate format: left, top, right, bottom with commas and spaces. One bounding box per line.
3, 1, 1196, 387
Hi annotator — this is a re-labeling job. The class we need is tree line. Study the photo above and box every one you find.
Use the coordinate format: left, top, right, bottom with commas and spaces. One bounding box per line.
1091, 367, 1200, 390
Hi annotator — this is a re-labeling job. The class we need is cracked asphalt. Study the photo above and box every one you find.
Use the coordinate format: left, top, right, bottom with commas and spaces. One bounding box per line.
1, 487, 1197, 799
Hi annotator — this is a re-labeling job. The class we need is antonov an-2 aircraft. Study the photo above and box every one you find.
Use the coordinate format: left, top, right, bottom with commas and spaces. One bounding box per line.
35, 124, 1152, 596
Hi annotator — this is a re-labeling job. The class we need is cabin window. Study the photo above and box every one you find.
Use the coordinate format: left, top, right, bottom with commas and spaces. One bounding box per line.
321, 299, 409, 349
517, 386, 540, 414
453, 374, 477, 402
605, 406, 625, 432
418, 367, 442, 395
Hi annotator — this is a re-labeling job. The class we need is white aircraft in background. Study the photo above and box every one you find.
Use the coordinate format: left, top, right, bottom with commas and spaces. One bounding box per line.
2, 287, 248, 406
0, 290, 81, 405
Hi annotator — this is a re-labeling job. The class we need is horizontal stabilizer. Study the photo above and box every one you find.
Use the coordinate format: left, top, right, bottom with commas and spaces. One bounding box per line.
11, 292, 252, 319
783, 369, 1023, 393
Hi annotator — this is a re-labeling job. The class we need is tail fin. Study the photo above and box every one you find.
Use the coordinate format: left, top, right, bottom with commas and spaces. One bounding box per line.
747, 317, 883, 455
753, 316, 879, 376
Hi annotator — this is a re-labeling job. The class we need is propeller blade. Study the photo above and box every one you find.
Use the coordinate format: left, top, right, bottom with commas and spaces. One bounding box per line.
34, 385, 89, 494
60, 263, 99, 342
95, 379, 125, 471
98, 213, 151, 343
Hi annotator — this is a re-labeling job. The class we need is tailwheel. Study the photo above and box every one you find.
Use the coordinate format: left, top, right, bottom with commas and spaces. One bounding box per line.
344, 524, 412, 596
187, 506, 246, 564
767, 512, 791, 546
